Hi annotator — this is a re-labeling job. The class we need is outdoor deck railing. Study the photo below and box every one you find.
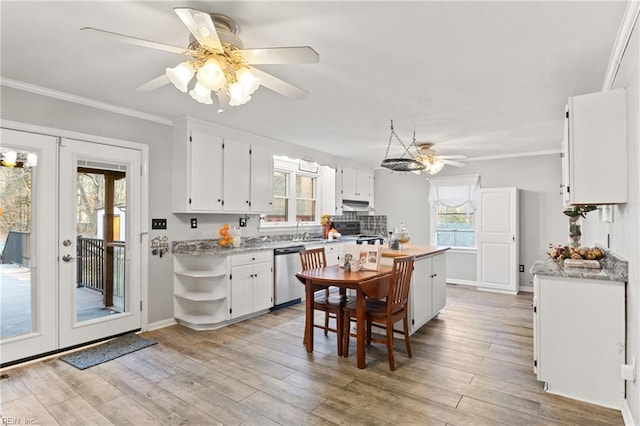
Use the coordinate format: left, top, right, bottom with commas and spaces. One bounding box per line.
77, 236, 125, 312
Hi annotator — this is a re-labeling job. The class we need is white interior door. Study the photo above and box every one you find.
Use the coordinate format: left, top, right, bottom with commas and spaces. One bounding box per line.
58, 138, 142, 348
477, 187, 519, 294
0, 129, 58, 364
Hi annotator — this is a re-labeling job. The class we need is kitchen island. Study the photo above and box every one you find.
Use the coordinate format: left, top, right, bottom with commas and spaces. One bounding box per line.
380, 244, 450, 334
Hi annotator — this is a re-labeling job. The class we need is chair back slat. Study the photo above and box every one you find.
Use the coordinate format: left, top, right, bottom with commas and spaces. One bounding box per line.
387, 256, 415, 315
300, 247, 327, 271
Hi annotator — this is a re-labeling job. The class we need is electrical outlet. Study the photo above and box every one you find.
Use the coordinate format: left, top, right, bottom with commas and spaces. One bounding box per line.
151, 218, 167, 230
519, 264, 525, 272
239, 217, 246, 227
190, 218, 197, 229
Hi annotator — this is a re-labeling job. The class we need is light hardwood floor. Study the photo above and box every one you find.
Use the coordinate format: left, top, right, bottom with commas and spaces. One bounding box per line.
0, 285, 624, 425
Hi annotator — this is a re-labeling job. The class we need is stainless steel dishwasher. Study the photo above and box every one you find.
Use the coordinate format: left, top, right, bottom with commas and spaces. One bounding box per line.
272, 245, 306, 310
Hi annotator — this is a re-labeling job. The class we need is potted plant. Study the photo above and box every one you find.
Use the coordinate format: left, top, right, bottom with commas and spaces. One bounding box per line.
563, 205, 597, 247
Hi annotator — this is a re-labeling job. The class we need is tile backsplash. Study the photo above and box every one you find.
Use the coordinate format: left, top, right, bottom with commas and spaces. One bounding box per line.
331, 212, 387, 236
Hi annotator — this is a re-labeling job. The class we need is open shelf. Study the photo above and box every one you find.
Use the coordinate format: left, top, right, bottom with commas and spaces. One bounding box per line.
175, 291, 226, 302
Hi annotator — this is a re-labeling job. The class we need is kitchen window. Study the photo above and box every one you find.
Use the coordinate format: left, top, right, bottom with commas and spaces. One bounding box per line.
262, 157, 319, 226
428, 175, 480, 249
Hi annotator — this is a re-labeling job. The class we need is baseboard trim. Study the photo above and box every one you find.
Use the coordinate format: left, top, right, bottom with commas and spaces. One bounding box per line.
447, 279, 477, 287
147, 318, 178, 331
622, 398, 636, 426
520, 285, 533, 293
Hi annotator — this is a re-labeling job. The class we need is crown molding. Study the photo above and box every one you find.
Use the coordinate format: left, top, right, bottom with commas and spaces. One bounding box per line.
602, 1, 640, 90
464, 149, 561, 162
0, 77, 172, 126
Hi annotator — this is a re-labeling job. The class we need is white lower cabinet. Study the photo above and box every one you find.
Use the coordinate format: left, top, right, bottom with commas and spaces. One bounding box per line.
230, 251, 274, 319
381, 252, 446, 334
533, 275, 624, 409
173, 254, 230, 330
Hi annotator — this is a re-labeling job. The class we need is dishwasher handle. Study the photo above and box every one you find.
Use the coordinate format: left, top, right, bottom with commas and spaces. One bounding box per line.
274, 245, 306, 255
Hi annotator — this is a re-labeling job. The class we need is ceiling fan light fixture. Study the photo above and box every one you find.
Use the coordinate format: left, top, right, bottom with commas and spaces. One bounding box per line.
197, 57, 226, 91
236, 68, 261, 94
228, 82, 251, 106
166, 61, 195, 92
425, 159, 444, 175
189, 82, 213, 104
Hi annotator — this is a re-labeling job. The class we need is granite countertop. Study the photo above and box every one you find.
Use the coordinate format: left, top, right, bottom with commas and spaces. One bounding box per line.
172, 236, 356, 256
530, 250, 628, 282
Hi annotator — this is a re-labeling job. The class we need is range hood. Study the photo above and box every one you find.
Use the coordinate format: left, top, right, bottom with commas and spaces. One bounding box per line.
341, 199, 374, 213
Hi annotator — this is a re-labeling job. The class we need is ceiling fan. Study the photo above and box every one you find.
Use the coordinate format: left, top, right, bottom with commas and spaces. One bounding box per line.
81, 7, 319, 111
415, 143, 466, 175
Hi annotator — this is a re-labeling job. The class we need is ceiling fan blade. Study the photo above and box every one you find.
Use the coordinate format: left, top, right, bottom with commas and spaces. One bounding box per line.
135, 74, 170, 92
173, 8, 223, 52
441, 160, 466, 167
239, 47, 319, 64
249, 67, 307, 100
438, 154, 467, 160
80, 27, 193, 55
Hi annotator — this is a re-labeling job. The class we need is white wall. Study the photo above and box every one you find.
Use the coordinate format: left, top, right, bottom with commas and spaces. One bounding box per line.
376, 154, 566, 289
582, 20, 639, 424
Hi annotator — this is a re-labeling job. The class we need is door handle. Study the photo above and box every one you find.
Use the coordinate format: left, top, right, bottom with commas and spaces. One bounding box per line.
61, 254, 82, 262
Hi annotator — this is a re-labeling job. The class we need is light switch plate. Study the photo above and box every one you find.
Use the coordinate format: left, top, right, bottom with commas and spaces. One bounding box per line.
151, 218, 167, 230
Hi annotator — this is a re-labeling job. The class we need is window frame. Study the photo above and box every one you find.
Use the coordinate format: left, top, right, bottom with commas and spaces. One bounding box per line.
261, 157, 320, 228
433, 201, 476, 249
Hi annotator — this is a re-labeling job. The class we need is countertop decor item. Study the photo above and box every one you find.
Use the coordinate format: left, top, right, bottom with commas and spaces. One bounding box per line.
563, 204, 597, 247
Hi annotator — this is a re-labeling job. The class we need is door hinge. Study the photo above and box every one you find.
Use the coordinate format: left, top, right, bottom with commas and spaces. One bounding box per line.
565, 111, 569, 119
222, 199, 225, 206
229, 308, 232, 314
222, 142, 225, 149
533, 306, 537, 313
534, 360, 537, 367
188, 198, 192, 204
249, 148, 252, 155
230, 274, 232, 280
412, 319, 415, 325
560, 152, 564, 158
566, 186, 570, 193
189, 135, 192, 142
140, 300, 143, 312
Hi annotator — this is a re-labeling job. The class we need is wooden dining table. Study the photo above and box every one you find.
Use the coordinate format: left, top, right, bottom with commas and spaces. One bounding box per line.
295, 264, 393, 369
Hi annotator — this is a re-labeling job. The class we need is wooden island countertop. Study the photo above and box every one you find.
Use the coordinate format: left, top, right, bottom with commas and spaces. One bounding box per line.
381, 244, 450, 259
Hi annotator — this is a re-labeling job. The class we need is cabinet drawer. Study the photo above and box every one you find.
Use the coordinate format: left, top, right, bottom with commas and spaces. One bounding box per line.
231, 250, 273, 266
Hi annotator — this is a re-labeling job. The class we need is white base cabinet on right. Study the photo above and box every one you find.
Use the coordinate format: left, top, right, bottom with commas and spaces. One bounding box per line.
533, 275, 625, 409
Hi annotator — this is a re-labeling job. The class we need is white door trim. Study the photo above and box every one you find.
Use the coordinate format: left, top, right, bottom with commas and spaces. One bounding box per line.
1, 119, 149, 332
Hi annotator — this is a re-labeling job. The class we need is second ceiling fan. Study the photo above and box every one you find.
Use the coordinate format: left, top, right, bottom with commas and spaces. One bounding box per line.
415, 143, 466, 175
81, 7, 319, 111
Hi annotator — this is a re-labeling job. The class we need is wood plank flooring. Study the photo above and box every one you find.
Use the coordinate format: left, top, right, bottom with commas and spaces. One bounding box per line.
0, 285, 624, 425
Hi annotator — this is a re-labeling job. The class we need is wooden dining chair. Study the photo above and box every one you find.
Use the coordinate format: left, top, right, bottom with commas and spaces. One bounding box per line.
299, 247, 348, 355
342, 255, 415, 371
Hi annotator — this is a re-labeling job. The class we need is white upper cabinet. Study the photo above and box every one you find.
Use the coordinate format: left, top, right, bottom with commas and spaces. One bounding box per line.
223, 139, 251, 212
172, 118, 274, 214
340, 167, 373, 202
563, 89, 626, 205
172, 122, 224, 213
250, 145, 274, 213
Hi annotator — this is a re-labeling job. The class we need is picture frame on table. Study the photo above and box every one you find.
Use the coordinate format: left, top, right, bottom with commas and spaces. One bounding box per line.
340, 243, 382, 271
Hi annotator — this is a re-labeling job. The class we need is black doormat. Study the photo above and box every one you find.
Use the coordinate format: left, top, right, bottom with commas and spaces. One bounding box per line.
60, 333, 156, 370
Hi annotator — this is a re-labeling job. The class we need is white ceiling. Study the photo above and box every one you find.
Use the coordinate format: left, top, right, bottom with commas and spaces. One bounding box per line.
0, 1, 628, 168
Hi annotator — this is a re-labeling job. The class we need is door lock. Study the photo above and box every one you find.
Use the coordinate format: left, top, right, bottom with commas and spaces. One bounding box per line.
62, 239, 72, 247
62, 254, 75, 262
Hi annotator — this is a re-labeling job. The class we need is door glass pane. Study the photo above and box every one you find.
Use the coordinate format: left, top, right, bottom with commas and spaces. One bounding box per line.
0, 150, 36, 339
75, 168, 128, 322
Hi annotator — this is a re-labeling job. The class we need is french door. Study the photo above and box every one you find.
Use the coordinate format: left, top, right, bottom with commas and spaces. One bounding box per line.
0, 128, 143, 364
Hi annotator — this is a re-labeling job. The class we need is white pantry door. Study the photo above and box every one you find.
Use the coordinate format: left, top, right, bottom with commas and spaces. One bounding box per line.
476, 187, 519, 294
58, 138, 142, 348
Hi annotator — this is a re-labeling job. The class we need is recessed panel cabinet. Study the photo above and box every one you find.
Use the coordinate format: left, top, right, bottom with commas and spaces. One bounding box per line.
340, 167, 372, 202
533, 275, 624, 408
172, 118, 274, 213
230, 251, 274, 319
562, 88, 626, 205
